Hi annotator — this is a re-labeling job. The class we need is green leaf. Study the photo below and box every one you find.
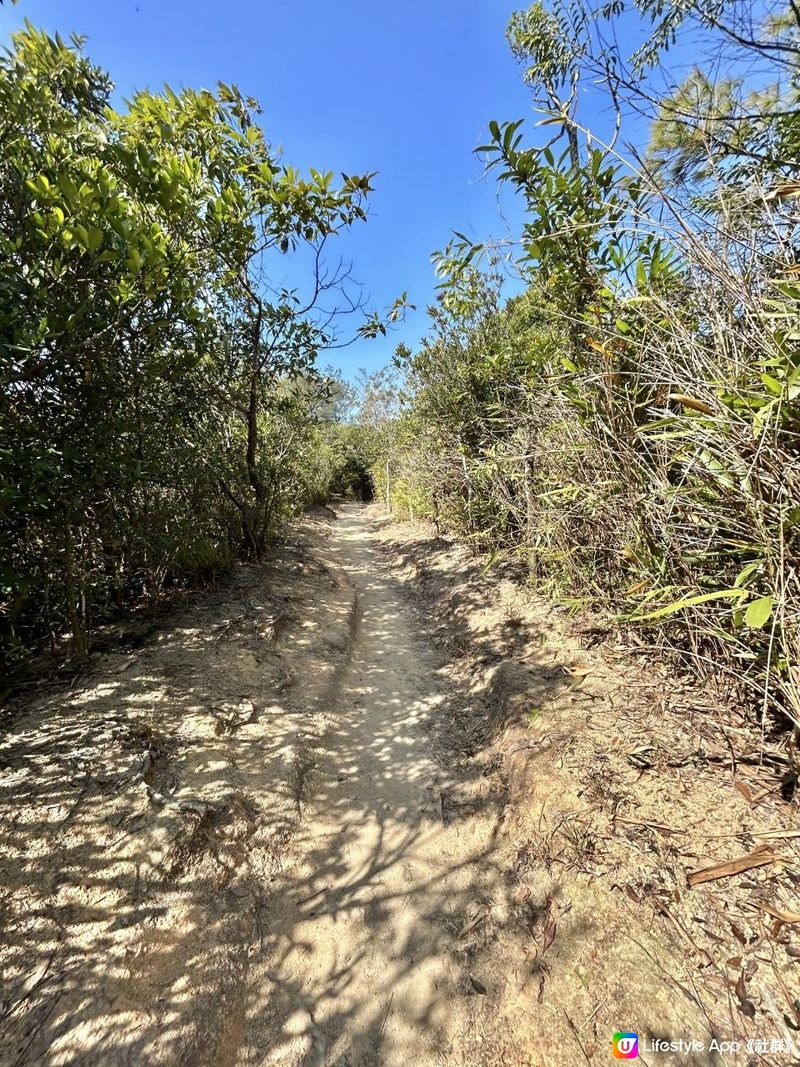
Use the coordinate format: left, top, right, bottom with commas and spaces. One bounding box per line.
744, 595, 774, 630
760, 372, 782, 395
631, 588, 744, 622
753, 398, 778, 435
125, 247, 142, 272
733, 561, 761, 588
86, 226, 103, 252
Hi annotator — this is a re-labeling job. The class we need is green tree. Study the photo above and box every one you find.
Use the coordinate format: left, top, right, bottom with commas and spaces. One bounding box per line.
0, 24, 397, 667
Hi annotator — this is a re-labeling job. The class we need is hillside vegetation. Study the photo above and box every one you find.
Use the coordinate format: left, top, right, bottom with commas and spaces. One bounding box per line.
3, 3, 800, 1061
372, 0, 800, 739
0, 22, 404, 673
2, 0, 800, 745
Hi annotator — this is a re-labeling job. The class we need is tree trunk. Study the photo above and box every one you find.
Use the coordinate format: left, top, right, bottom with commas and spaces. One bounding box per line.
63, 527, 88, 659
244, 308, 267, 559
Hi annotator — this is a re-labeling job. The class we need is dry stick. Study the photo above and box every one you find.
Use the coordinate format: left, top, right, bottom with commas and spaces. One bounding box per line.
579, 997, 607, 1031
561, 1009, 592, 1066
656, 903, 714, 968
615, 815, 687, 835
378, 991, 395, 1040
143, 784, 214, 816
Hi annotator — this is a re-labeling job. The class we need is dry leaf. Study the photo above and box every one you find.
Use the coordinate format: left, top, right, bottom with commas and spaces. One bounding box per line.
566, 662, 592, 677
625, 579, 650, 596
734, 970, 756, 1018
542, 917, 557, 953
766, 181, 800, 200
668, 392, 715, 415
688, 849, 777, 887
751, 901, 800, 924
616, 815, 687, 835
730, 921, 747, 945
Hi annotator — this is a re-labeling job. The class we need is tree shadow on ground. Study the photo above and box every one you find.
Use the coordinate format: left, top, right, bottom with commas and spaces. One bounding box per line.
0, 513, 584, 1067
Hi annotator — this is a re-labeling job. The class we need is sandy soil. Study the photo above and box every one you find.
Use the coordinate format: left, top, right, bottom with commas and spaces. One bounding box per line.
376, 511, 800, 1066
0, 505, 505, 1066
2, 504, 799, 1066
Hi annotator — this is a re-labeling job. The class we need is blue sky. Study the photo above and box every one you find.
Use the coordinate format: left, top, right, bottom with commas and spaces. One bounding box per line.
0, 0, 544, 379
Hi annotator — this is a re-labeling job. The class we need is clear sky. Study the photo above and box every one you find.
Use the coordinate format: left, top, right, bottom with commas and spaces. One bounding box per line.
0, 0, 543, 379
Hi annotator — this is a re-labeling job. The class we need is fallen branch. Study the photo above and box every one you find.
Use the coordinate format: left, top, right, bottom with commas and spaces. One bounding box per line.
506, 738, 546, 756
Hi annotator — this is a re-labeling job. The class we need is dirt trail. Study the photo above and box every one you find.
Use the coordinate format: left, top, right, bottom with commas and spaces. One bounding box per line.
4, 504, 799, 1066
0, 505, 507, 1067
242, 504, 503, 1065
